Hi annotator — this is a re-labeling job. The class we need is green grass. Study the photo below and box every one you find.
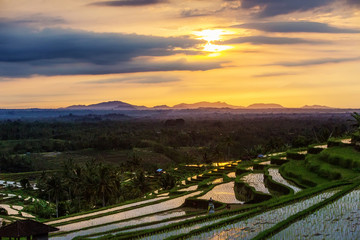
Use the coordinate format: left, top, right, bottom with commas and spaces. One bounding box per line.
305, 154, 358, 180
280, 160, 327, 188
0, 170, 57, 181
319, 146, 360, 168
27, 147, 175, 170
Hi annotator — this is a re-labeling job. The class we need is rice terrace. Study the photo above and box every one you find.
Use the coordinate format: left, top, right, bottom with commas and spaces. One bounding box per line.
0, 109, 360, 239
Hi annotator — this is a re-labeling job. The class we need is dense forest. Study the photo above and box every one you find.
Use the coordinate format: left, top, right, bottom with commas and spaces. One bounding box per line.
0, 113, 353, 173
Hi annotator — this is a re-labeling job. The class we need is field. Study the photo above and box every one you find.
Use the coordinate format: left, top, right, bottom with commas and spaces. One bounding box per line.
0, 116, 359, 239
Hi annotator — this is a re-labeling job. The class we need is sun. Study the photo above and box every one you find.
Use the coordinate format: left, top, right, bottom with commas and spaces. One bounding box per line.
193, 29, 233, 53
194, 29, 226, 42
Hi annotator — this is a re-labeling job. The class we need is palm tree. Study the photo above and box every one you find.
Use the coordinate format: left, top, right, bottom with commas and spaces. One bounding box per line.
95, 163, 116, 207
351, 112, 360, 132
112, 171, 124, 202
62, 159, 77, 201
158, 173, 176, 190
46, 174, 66, 218
223, 136, 234, 160
132, 171, 151, 194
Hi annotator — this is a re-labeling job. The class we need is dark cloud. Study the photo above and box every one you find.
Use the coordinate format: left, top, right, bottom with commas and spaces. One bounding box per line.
180, 7, 225, 18
0, 57, 226, 77
0, 14, 66, 26
272, 57, 360, 67
0, 23, 226, 77
222, 36, 327, 45
91, 0, 166, 7
253, 72, 297, 78
233, 21, 360, 33
181, 9, 213, 18
87, 76, 180, 84
347, 0, 360, 6
238, 0, 336, 17
0, 24, 202, 64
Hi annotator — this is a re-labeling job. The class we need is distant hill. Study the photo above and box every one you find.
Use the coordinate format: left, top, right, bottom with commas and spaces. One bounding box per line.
301, 105, 332, 109
247, 103, 284, 109
153, 105, 171, 109
64, 101, 337, 111
66, 101, 138, 110
172, 101, 244, 109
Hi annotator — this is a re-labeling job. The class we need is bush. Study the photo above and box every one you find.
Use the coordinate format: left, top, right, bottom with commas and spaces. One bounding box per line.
23, 200, 55, 219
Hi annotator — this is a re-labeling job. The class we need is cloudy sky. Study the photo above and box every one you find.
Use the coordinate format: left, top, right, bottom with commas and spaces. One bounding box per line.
0, 0, 359, 108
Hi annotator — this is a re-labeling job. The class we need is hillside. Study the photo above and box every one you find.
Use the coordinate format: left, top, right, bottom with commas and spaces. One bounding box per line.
302, 105, 332, 109
66, 101, 138, 110
247, 103, 284, 109
172, 101, 244, 109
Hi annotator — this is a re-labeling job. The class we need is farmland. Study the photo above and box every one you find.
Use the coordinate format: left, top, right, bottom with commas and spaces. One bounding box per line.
0, 113, 360, 239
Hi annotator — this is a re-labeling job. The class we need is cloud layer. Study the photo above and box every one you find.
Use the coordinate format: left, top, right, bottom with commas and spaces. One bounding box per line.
0, 22, 226, 77
91, 0, 166, 7
272, 57, 360, 67
234, 21, 360, 33
223, 36, 327, 45
87, 75, 180, 84
235, 0, 335, 17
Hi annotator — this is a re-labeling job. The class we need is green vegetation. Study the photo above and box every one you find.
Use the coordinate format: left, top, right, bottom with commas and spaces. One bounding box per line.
1, 114, 360, 239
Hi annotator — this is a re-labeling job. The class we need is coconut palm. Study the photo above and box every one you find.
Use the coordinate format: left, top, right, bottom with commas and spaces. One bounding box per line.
46, 174, 66, 218
351, 112, 360, 132
223, 136, 234, 160
158, 173, 177, 190
132, 171, 151, 194
94, 163, 116, 207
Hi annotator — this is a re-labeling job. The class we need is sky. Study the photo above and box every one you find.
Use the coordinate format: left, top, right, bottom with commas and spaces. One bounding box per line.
0, 0, 360, 108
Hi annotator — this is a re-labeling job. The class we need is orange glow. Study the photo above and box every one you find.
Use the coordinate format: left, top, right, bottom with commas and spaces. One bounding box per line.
194, 29, 234, 53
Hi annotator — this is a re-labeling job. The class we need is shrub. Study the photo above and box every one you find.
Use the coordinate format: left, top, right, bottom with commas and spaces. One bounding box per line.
23, 200, 55, 219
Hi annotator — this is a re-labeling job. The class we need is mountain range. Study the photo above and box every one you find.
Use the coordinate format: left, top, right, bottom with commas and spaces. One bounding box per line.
65, 101, 332, 110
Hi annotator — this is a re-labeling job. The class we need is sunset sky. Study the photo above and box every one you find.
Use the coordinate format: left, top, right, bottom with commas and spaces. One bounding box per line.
0, 0, 360, 108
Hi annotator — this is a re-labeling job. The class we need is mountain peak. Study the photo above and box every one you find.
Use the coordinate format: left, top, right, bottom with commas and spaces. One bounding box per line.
172, 101, 244, 109
247, 103, 284, 109
301, 105, 332, 109
66, 101, 136, 110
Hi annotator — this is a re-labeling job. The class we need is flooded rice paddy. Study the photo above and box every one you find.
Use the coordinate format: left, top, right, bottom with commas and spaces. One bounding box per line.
268, 168, 302, 193
240, 173, 270, 194
48, 196, 169, 225
270, 190, 360, 240
53, 191, 201, 238
198, 182, 243, 204
189, 190, 337, 240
